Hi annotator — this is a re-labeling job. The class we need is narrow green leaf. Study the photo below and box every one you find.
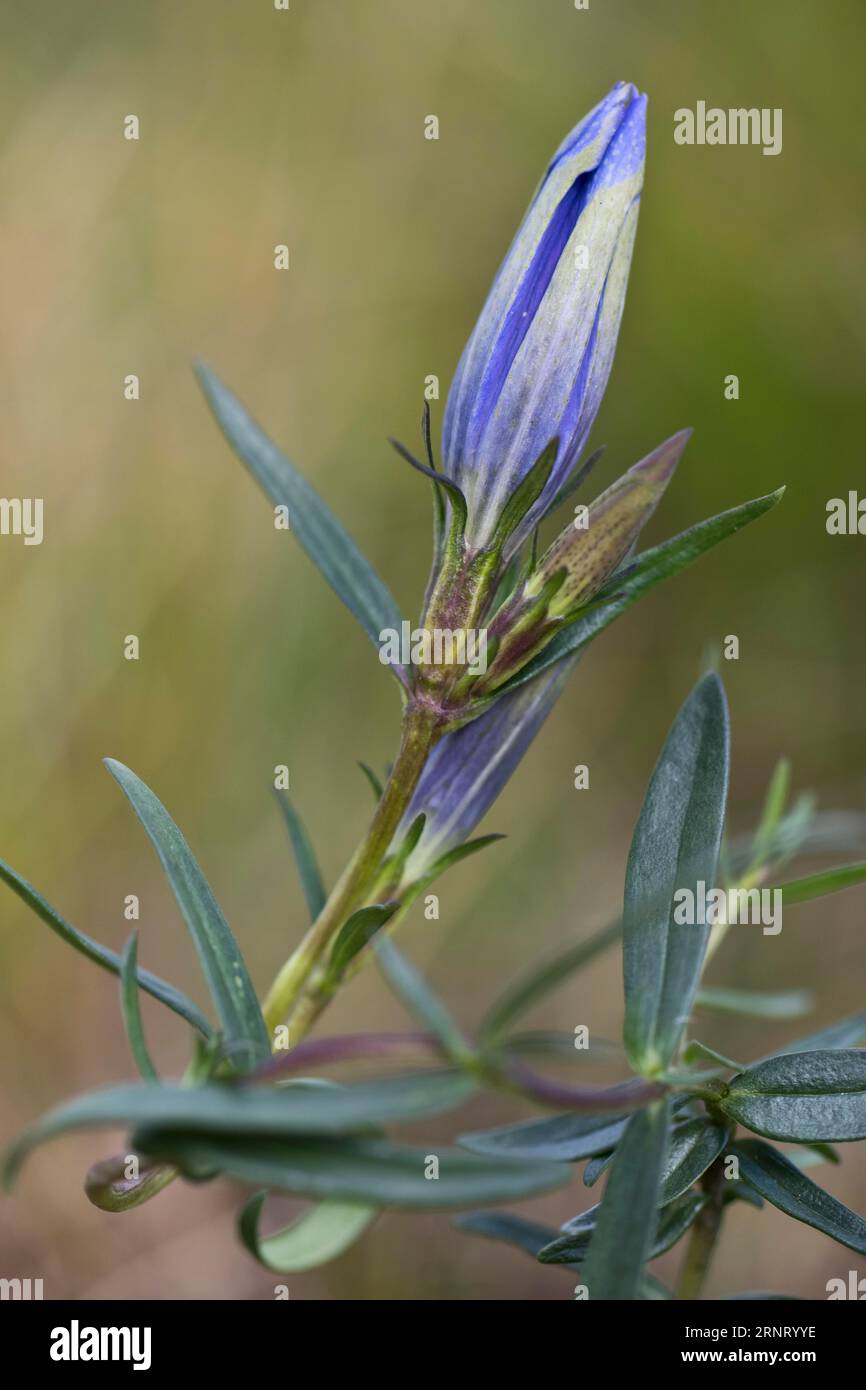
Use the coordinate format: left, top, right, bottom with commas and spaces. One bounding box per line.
748, 758, 791, 872
583, 1152, 614, 1187
4, 1071, 477, 1189
357, 762, 384, 801
239, 1192, 375, 1272
326, 904, 398, 985
105, 759, 269, 1070
196, 363, 403, 654
480, 918, 622, 1044
542, 1190, 705, 1268
623, 674, 730, 1074
119, 933, 159, 1081
490, 437, 559, 553
658, 1118, 730, 1204
0, 857, 211, 1038
410, 835, 506, 893
455, 1211, 566, 1261
695, 987, 814, 1020
374, 938, 473, 1065
499, 490, 784, 692
575, 1095, 670, 1301
388, 436, 468, 539
797, 1140, 840, 1166
774, 862, 866, 908
274, 791, 326, 922
459, 1110, 630, 1163
682, 1040, 743, 1070
770, 1012, 866, 1059
721, 1050, 866, 1141
732, 1140, 866, 1256
572, 1097, 670, 1299
139, 1132, 571, 1210
727, 794, 817, 877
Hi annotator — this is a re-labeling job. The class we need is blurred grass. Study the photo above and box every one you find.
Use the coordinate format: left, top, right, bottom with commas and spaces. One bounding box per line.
0, 0, 864, 1299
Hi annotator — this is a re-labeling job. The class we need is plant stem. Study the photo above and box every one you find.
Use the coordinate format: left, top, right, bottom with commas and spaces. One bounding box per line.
676, 1157, 727, 1299
261, 699, 441, 1036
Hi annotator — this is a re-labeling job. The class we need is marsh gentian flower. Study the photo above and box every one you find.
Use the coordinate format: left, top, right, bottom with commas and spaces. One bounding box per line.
398, 658, 574, 880
397, 429, 689, 877
443, 81, 646, 558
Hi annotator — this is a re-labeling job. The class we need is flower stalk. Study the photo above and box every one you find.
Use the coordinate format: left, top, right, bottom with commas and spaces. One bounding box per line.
261, 699, 443, 1035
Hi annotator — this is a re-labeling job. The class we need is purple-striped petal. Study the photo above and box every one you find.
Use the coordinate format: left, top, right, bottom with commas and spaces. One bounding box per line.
443, 82, 646, 557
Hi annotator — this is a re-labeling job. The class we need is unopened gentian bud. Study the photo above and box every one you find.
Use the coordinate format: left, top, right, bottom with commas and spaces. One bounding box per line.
443, 81, 646, 559
528, 429, 691, 616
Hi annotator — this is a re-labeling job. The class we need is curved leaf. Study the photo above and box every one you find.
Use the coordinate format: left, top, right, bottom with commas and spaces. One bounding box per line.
326, 904, 398, 985
84, 1153, 177, 1213
119, 933, 159, 1081
274, 792, 326, 922
105, 759, 269, 1069
459, 1110, 630, 1163
239, 1191, 375, 1271
658, 1118, 730, 1204
540, 1189, 705, 1267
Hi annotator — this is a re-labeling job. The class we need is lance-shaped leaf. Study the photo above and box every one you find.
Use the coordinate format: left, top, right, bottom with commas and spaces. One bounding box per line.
499, 490, 784, 693
325, 904, 398, 986
480, 918, 622, 1043
731, 1140, 866, 1256
105, 759, 269, 1070
772, 861, 866, 908
374, 938, 474, 1066
459, 1109, 630, 1163
623, 674, 730, 1074
769, 1012, 866, 1059
137, 1132, 571, 1210
274, 791, 326, 922
119, 933, 159, 1081
573, 1097, 670, 1298
539, 1189, 704, 1266
239, 1192, 376, 1272
746, 757, 790, 873
0, 857, 211, 1038
4, 1071, 477, 1189
719, 1049, 866, 1142
658, 1118, 730, 1204
695, 987, 813, 1020
196, 363, 403, 657
455, 1210, 567, 1261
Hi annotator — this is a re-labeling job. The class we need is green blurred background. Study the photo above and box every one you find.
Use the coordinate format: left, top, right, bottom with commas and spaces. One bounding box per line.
1, 0, 865, 1300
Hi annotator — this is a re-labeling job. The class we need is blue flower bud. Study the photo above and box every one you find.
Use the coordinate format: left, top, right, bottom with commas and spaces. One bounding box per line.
443, 81, 646, 558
